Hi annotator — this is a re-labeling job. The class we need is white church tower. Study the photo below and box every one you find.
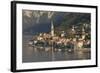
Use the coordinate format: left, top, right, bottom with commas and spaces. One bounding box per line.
51, 21, 54, 37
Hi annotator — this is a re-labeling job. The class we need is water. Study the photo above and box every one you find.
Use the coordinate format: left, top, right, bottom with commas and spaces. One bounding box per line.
22, 35, 91, 63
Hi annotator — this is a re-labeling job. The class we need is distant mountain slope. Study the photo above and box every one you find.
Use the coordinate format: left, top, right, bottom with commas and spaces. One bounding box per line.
22, 10, 90, 35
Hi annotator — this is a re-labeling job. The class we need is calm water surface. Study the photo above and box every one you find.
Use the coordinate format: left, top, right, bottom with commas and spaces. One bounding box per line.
22, 35, 91, 63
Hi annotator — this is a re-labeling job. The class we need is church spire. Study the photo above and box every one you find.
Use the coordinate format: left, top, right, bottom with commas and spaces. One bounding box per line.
51, 21, 54, 37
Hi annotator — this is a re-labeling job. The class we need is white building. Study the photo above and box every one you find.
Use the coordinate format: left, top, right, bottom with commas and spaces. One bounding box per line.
51, 21, 54, 37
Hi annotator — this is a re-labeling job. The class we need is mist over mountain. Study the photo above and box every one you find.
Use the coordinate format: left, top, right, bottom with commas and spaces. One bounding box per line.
22, 10, 90, 35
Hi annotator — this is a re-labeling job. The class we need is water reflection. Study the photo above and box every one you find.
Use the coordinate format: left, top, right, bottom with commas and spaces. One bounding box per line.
23, 46, 90, 62
22, 35, 91, 63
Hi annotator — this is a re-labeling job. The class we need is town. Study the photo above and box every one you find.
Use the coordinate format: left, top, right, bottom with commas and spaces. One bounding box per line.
28, 21, 91, 52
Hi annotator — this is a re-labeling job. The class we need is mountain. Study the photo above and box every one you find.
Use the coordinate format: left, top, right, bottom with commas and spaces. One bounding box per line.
22, 10, 90, 35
